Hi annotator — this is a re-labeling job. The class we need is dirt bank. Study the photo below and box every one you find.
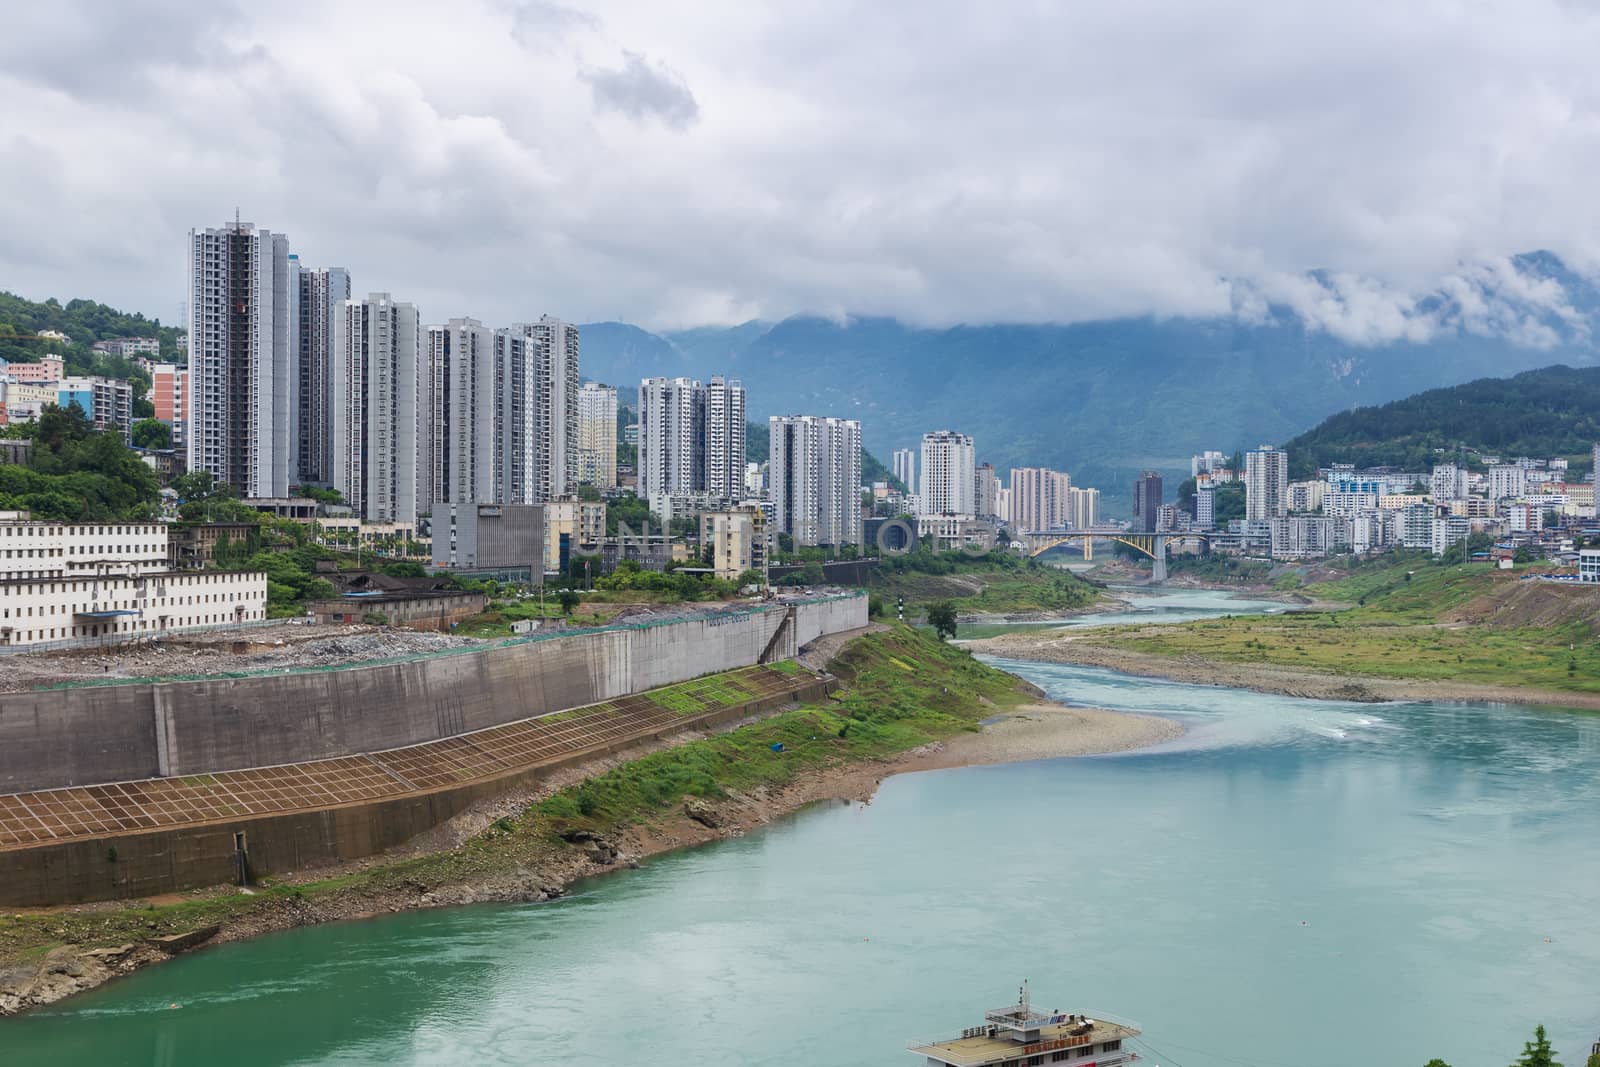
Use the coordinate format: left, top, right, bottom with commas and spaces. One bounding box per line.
0, 685, 1175, 1016
968, 633, 1600, 710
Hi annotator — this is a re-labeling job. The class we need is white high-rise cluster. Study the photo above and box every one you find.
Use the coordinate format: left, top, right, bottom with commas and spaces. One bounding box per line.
187, 219, 583, 523
769, 415, 862, 547
636, 375, 746, 502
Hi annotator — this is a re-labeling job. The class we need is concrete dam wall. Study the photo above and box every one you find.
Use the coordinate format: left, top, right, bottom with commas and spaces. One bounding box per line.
0, 594, 866, 794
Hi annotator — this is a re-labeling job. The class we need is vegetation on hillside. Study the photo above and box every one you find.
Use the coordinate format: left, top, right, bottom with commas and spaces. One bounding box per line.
0, 405, 159, 520
870, 545, 1101, 616
1284, 364, 1600, 478
0, 290, 183, 364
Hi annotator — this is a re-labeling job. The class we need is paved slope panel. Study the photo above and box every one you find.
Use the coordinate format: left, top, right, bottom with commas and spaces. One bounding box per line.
0, 665, 810, 852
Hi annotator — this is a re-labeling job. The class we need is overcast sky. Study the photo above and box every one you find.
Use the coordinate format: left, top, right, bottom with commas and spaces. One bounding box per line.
4, 0, 1600, 339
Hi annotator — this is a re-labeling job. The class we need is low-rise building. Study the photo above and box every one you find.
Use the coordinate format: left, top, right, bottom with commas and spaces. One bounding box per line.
92, 337, 162, 358
700, 508, 772, 580
916, 514, 997, 553
544, 497, 607, 573
4, 356, 63, 382
1579, 548, 1600, 583
431, 502, 544, 583
0, 439, 31, 466
58, 376, 133, 439
0, 512, 267, 648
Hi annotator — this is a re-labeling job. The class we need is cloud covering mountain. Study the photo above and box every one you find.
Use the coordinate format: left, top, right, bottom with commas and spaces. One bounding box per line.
6, 1, 1600, 337
583, 253, 1600, 504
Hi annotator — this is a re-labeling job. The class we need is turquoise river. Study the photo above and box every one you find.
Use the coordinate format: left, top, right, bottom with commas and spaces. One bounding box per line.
5, 589, 1599, 1066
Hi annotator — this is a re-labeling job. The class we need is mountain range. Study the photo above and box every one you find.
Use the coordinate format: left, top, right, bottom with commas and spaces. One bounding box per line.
582, 252, 1600, 507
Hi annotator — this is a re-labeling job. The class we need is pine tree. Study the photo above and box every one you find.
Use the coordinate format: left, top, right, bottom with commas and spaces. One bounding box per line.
1511, 1025, 1563, 1067
1424, 1059, 1452, 1067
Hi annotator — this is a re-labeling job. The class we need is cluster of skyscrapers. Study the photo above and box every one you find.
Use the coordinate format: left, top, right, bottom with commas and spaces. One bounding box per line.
187, 218, 862, 553
888, 431, 1100, 547
187, 221, 599, 526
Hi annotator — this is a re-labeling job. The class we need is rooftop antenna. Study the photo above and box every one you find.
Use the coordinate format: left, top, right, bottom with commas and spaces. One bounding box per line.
1020, 979, 1030, 1015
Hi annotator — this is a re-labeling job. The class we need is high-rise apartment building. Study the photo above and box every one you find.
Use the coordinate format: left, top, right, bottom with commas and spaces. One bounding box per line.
577, 382, 618, 487
1010, 466, 1072, 532
292, 262, 350, 485
637, 375, 745, 503
638, 377, 704, 501
499, 317, 580, 504
1133, 471, 1163, 530
1244, 446, 1288, 521
1487, 464, 1526, 502
188, 220, 294, 497
892, 448, 916, 492
422, 318, 498, 510
1194, 485, 1214, 528
705, 376, 746, 501
769, 415, 862, 547
919, 430, 975, 516
1067, 486, 1099, 530
974, 463, 999, 519
331, 293, 421, 524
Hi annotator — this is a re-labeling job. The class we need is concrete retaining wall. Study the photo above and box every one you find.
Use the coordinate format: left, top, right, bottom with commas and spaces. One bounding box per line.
0, 594, 866, 794
0, 680, 832, 907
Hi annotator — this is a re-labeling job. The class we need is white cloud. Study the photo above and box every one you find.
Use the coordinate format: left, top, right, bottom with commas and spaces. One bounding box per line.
3, 0, 1600, 338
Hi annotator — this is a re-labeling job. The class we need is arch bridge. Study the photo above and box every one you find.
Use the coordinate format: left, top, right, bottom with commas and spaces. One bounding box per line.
1018, 527, 1210, 582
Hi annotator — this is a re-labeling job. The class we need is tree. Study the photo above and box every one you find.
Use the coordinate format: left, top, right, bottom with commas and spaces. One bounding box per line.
1424, 1060, 1452, 1067
557, 589, 581, 615
1584, 1051, 1598, 1067
1511, 1025, 1563, 1067
925, 600, 958, 641
130, 418, 171, 450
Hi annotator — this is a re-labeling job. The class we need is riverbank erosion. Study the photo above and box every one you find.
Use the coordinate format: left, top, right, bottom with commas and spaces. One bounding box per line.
0, 624, 1175, 1016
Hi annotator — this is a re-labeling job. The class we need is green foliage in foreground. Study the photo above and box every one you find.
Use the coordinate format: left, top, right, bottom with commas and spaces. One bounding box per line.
534, 625, 1024, 829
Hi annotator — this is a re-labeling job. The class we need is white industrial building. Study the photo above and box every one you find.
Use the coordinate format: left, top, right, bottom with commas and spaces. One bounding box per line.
0, 513, 267, 648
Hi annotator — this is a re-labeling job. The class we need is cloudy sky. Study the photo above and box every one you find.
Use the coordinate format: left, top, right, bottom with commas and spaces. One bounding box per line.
4, 0, 1600, 337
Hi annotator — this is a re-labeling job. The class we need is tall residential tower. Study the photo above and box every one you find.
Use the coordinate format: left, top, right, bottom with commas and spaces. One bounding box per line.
769, 415, 862, 547
331, 293, 421, 524
188, 220, 294, 497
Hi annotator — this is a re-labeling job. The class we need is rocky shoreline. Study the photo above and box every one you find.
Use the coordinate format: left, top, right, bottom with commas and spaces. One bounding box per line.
0, 686, 1177, 1017
968, 633, 1600, 710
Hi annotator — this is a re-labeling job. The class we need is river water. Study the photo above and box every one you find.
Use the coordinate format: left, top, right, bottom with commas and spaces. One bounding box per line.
7, 591, 1600, 1067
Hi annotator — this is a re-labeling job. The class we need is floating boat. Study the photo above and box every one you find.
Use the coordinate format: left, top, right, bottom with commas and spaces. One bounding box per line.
908, 981, 1140, 1067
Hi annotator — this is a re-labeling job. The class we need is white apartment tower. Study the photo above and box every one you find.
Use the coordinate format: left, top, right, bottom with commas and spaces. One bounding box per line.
292, 262, 350, 486
331, 293, 421, 524
491, 318, 581, 506
892, 448, 916, 492
577, 382, 619, 487
919, 430, 976, 516
769, 415, 863, 547
423, 318, 499, 510
638, 377, 704, 501
1244, 445, 1289, 521
705, 376, 747, 500
188, 221, 294, 497
523, 316, 581, 501
637, 375, 746, 502
1010, 466, 1072, 532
